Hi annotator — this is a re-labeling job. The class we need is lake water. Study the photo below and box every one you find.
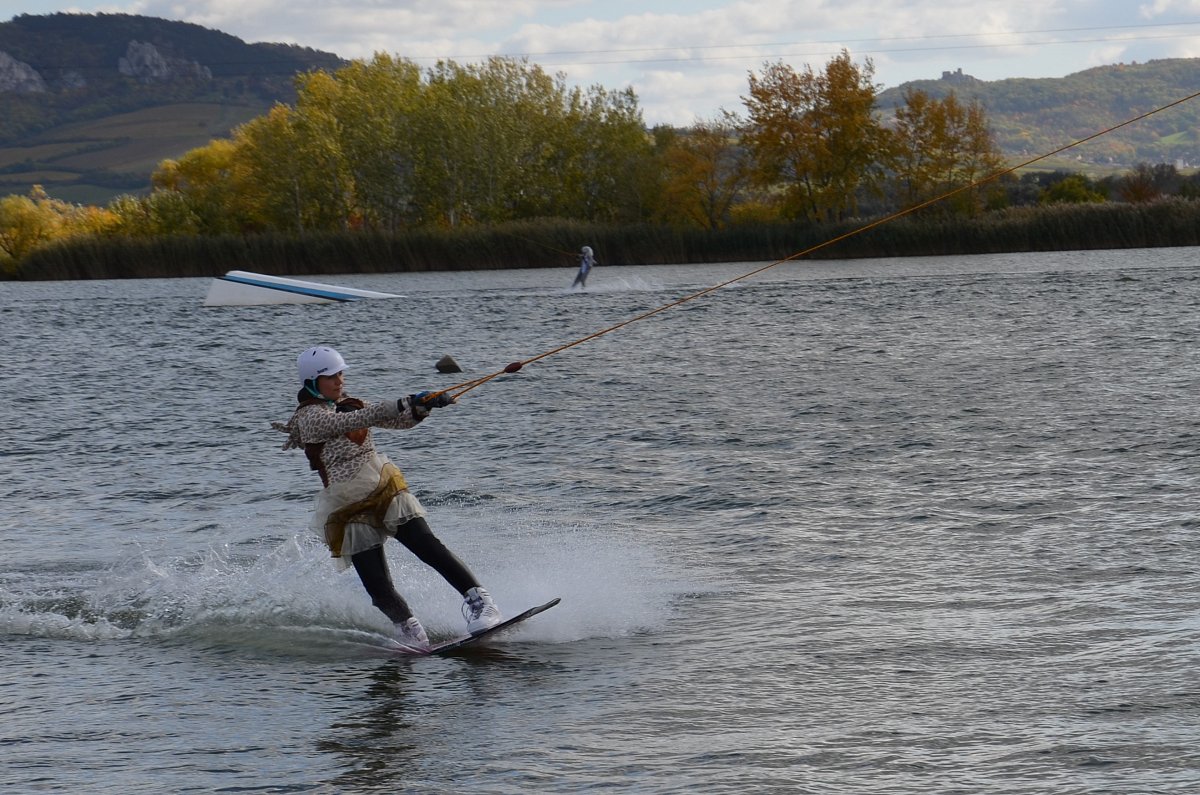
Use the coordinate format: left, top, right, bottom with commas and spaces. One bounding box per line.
2, 248, 1199, 794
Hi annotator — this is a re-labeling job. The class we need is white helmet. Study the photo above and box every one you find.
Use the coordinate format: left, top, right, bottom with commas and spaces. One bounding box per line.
297, 346, 347, 385
581, 246, 593, 255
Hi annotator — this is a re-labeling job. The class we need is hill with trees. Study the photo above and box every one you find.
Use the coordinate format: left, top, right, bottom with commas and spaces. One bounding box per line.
4, 12, 1200, 205
876, 59, 1200, 168
8, 40, 1200, 281
0, 12, 344, 202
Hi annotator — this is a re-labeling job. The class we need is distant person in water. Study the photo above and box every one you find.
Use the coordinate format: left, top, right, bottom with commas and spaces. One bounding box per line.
572, 245, 597, 289
272, 345, 502, 653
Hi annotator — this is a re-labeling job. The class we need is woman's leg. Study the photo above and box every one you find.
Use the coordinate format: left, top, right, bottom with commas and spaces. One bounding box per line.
393, 516, 479, 594
350, 544, 413, 623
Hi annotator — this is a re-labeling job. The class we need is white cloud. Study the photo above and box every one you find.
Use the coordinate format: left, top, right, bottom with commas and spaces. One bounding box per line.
1139, 0, 1200, 16
8, 0, 1200, 125
633, 67, 750, 127
1153, 33, 1200, 56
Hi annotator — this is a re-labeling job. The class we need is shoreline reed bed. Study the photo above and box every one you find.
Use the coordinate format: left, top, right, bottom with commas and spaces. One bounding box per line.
11, 199, 1200, 281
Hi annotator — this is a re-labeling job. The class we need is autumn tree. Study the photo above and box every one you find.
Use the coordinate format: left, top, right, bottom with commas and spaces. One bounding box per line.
180, 73, 360, 234
149, 106, 304, 233
0, 184, 121, 272
1111, 162, 1180, 203
889, 88, 1006, 215
0, 188, 63, 270
741, 50, 887, 222
0, 186, 116, 272
658, 110, 753, 229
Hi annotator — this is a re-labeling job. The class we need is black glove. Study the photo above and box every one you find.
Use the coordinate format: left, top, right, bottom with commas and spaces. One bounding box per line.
400, 391, 455, 419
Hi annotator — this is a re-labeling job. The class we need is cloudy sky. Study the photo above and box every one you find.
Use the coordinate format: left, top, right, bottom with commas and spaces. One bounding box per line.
5, 1, 1200, 126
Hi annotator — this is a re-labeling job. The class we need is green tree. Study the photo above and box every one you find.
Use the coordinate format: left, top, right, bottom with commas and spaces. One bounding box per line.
234, 104, 318, 232
571, 84, 658, 223
290, 70, 356, 230
1039, 174, 1105, 204
329, 54, 424, 231
105, 190, 202, 236
138, 54, 657, 232
741, 50, 887, 222
405, 57, 654, 226
152, 138, 245, 234
412, 57, 558, 225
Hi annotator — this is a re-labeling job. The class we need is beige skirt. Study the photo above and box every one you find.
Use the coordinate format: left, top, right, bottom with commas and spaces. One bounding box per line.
309, 453, 426, 570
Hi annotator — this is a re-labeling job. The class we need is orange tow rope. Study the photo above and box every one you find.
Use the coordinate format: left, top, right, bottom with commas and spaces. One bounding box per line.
431, 87, 1200, 402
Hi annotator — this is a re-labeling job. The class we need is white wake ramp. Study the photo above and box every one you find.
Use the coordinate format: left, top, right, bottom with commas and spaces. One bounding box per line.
203, 270, 402, 307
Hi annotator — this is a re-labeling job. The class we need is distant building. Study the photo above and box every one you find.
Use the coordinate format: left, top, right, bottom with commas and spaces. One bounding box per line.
940, 67, 976, 84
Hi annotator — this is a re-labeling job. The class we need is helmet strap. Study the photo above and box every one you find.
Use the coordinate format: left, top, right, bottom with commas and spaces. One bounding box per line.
304, 379, 335, 404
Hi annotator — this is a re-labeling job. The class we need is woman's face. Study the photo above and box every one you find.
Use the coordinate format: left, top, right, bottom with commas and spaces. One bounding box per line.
316, 371, 344, 401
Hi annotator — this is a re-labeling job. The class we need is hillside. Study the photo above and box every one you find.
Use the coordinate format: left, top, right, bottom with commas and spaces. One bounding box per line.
876, 60, 1200, 170
0, 12, 344, 203
4, 13, 1200, 204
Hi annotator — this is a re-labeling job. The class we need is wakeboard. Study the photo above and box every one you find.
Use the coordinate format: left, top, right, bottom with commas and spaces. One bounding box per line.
426, 597, 561, 656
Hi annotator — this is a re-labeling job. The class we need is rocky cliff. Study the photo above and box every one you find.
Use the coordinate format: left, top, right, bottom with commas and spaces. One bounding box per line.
117, 40, 212, 83
0, 50, 45, 93
0, 39, 213, 92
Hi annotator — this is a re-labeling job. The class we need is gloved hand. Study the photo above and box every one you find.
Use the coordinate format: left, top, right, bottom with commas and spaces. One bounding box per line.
415, 390, 455, 409
400, 391, 456, 419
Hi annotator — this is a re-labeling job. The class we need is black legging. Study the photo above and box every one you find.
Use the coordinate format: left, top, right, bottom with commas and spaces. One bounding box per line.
349, 516, 480, 624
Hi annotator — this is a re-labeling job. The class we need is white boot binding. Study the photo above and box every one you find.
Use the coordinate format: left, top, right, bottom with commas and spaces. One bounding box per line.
394, 616, 431, 653
463, 587, 502, 635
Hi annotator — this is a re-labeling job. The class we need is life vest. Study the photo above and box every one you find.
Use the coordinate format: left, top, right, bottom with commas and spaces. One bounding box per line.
299, 395, 369, 487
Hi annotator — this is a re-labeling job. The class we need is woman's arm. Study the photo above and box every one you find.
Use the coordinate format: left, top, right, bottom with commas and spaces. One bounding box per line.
296, 399, 421, 443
